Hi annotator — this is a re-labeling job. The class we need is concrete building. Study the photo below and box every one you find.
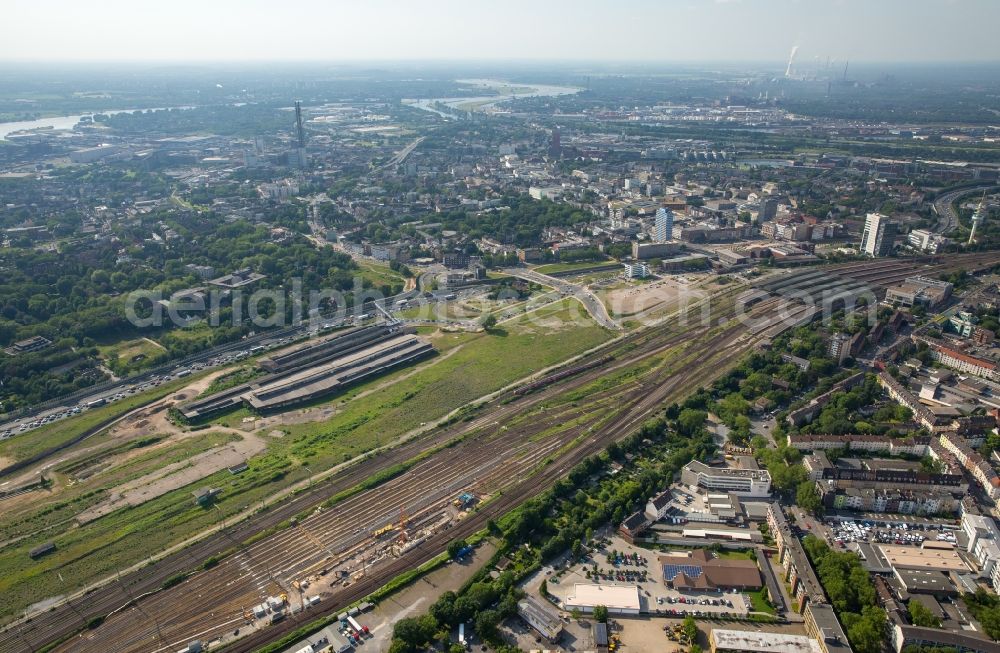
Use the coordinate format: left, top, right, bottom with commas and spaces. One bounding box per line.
654, 207, 674, 243
961, 513, 1000, 590
759, 197, 779, 222
860, 212, 897, 257
940, 432, 1000, 500
5, 335, 52, 355
517, 247, 545, 263
517, 597, 562, 642
877, 543, 970, 573
529, 186, 563, 200
804, 603, 854, 653
623, 262, 650, 279
645, 490, 673, 522
884, 276, 953, 310
906, 229, 950, 254
681, 461, 771, 497
828, 333, 852, 364
891, 624, 1000, 653
184, 264, 216, 279
716, 249, 749, 267
69, 144, 123, 164
920, 339, 999, 382
820, 486, 960, 515
632, 241, 680, 260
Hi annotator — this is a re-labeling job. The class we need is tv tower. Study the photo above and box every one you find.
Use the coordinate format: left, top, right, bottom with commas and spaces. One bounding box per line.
968, 192, 987, 245
294, 100, 305, 149
292, 100, 307, 168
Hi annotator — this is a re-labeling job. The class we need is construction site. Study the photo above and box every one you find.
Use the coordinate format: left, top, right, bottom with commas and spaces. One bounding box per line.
0, 254, 997, 653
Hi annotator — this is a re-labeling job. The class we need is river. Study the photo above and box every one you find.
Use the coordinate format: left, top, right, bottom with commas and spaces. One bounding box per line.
0, 107, 189, 141
403, 79, 581, 117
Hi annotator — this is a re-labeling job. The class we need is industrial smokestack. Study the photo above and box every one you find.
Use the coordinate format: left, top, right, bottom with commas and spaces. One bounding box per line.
785, 45, 799, 78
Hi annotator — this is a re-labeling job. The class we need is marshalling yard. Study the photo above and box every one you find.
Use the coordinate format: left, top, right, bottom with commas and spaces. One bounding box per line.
0, 253, 997, 653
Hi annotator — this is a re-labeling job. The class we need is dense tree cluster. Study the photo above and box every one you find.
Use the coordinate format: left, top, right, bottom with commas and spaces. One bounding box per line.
436, 195, 590, 247
963, 589, 1000, 640
0, 208, 362, 406
803, 536, 886, 653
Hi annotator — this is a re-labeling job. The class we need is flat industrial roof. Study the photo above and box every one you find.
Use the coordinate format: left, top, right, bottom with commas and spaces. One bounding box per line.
878, 544, 969, 572
565, 584, 641, 611
895, 568, 957, 594
711, 628, 821, 653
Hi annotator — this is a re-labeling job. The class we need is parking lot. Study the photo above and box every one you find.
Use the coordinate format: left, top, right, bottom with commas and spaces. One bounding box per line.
543, 535, 752, 619
818, 517, 960, 549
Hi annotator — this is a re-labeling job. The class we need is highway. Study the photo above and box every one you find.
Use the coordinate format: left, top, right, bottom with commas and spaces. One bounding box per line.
379, 136, 424, 171
932, 184, 996, 234
504, 267, 622, 331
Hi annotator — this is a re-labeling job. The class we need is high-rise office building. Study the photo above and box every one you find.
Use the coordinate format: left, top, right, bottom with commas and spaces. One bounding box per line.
860, 212, 896, 257
759, 197, 778, 222
549, 127, 562, 158
654, 207, 674, 243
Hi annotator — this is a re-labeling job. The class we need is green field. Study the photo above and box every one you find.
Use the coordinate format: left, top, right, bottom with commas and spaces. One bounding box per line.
97, 337, 167, 374
534, 259, 614, 275
0, 298, 612, 622
356, 260, 407, 290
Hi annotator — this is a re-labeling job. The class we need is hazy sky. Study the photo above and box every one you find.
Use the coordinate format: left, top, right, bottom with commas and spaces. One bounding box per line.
3, 0, 999, 64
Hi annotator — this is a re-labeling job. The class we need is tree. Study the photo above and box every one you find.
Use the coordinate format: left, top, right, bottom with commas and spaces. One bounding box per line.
908, 600, 942, 628
480, 312, 497, 331
844, 606, 887, 653
593, 605, 609, 623
447, 539, 467, 559
796, 481, 823, 514
677, 409, 707, 436
571, 607, 582, 621
539, 579, 548, 597
392, 614, 439, 652
683, 615, 698, 643
474, 609, 501, 640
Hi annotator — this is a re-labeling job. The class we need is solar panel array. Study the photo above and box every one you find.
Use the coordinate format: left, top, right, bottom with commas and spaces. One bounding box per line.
662, 564, 703, 581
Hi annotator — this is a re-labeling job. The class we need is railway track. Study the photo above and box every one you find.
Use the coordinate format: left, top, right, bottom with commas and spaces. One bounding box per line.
2, 253, 996, 653
0, 290, 746, 652
218, 297, 770, 653
46, 297, 779, 653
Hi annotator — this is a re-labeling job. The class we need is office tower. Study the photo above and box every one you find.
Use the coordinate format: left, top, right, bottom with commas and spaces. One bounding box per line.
654, 207, 674, 243
759, 197, 778, 222
860, 212, 897, 257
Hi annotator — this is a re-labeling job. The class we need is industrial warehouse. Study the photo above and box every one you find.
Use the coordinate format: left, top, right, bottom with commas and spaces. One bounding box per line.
180, 324, 434, 419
